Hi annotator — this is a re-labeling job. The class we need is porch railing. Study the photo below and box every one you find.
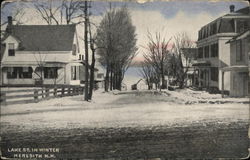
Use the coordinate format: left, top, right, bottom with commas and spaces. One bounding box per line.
0, 85, 84, 106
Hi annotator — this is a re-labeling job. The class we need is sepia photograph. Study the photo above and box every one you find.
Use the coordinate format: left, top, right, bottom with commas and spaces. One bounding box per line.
0, 0, 249, 159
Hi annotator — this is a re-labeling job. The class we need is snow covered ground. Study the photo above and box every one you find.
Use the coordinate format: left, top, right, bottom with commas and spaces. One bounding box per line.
1, 89, 248, 133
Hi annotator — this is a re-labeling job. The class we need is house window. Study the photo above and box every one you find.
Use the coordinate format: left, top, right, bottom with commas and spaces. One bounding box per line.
204, 46, 209, 58
210, 23, 217, 35
211, 43, 218, 57
8, 43, 15, 56
44, 67, 58, 79
71, 66, 76, 80
211, 67, 218, 81
198, 30, 201, 40
198, 47, 203, 58
237, 20, 249, 33
97, 73, 103, 79
7, 67, 17, 79
72, 44, 77, 55
200, 71, 204, 79
236, 40, 243, 62
18, 67, 32, 79
201, 28, 204, 39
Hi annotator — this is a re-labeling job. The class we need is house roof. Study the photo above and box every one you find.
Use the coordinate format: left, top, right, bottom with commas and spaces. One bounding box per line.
200, 6, 249, 32
4, 24, 76, 51
226, 30, 250, 43
235, 6, 250, 15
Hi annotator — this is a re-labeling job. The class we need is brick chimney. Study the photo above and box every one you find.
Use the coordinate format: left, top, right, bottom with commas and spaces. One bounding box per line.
230, 5, 235, 13
6, 16, 13, 34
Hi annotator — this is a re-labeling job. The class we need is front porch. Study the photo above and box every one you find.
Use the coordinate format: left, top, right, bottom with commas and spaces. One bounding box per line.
0, 62, 84, 86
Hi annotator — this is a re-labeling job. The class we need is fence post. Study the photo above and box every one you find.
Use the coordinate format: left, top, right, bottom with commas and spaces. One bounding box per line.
0, 92, 7, 105
41, 88, 44, 98
45, 88, 49, 98
34, 89, 39, 103
68, 87, 71, 96
62, 87, 65, 97
73, 87, 76, 95
76, 87, 79, 95
81, 87, 83, 94
54, 87, 57, 97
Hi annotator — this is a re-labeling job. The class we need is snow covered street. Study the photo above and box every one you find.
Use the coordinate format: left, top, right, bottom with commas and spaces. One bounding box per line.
1, 89, 248, 132
1, 89, 249, 159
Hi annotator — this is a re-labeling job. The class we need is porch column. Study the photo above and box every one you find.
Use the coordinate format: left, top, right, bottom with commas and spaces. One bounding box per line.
221, 71, 225, 98
64, 67, 66, 84
198, 69, 201, 88
207, 68, 210, 88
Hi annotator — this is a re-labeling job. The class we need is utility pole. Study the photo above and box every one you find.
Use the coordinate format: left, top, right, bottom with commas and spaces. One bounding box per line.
84, 1, 89, 101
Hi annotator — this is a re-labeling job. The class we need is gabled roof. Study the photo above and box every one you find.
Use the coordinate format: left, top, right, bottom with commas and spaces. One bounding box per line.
4, 24, 76, 51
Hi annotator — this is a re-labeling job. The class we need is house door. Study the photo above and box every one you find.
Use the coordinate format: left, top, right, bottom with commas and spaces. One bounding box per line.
237, 73, 248, 97
243, 73, 248, 96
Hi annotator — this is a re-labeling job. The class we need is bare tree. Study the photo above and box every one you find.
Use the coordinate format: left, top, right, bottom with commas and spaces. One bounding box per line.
96, 6, 137, 91
33, 0, 85, 25
1, 1, 27, 25
33, 50, 47, 84
62, 0, 85, 24
139, 62, 155, 90
1, 1, 28, 37
173, 32, 195, 88
33, 0, 61, 25
143, 32, 172, 90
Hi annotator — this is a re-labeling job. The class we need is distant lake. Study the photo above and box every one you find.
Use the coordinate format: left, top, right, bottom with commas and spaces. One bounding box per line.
123, 66, 146, 90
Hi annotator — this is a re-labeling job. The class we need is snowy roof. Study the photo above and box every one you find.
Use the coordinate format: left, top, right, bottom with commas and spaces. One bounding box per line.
4, 24, 76, 51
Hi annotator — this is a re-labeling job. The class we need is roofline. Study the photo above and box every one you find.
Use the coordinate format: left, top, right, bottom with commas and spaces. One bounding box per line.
199, 6, 250, 30
11, 24, 76, 27
2, 34, 21, 43
226, 30, 250, 43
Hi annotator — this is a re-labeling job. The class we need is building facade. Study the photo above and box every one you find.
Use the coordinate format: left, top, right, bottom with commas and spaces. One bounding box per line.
0, 16, 85, 86
193, 5, 250, 95
221, 30, 250, 97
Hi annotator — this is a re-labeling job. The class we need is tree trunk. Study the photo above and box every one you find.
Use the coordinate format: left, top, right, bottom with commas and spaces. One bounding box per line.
113, 71, 117, 90
105, 64, 110, 92
117, 69, 122, 90
84, 1, 89, 101
110, 67, 113, 91
161, 63, 165, 90
88, 49, 95, 100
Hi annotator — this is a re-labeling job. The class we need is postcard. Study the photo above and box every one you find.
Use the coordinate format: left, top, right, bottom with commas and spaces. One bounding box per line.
0, 0, 249, 159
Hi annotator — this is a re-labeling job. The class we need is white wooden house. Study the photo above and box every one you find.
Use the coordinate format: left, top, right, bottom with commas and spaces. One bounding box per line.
193, 5, 250, 94
221, 30, 249, 97
0, 16, 86, 86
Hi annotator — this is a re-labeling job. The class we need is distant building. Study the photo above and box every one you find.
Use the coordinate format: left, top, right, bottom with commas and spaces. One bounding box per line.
0, 16, 85, 86
193, 5, 250, 96
180, 48, 197, 87
221, 30, 250, 97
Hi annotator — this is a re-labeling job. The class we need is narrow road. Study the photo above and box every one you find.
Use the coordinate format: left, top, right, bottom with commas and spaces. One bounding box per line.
1, 91, 249, 159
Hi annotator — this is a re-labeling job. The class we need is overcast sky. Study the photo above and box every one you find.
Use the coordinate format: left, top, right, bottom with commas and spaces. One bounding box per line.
1, 0, 249, 62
